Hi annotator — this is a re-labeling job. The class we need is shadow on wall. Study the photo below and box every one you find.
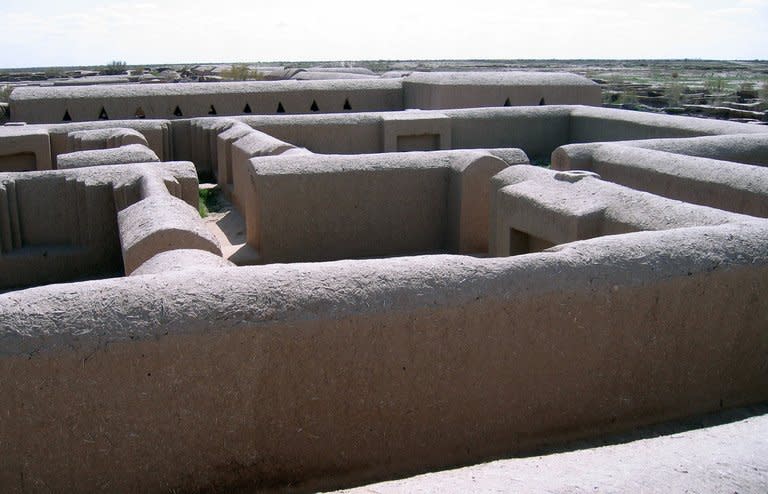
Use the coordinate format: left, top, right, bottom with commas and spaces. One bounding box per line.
0, 104, 9, 124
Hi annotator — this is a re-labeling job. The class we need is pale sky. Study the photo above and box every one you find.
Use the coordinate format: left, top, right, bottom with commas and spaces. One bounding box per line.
1, 0, 767, 68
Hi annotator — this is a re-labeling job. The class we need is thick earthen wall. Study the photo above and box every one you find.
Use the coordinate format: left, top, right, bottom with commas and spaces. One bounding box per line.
551, 136, 768, 217
569, 106, 768, 143
245, 151, 512, 263
46, 120, 172, 164
0, 225, 766, 491
3, 93, 768, 492
57, 144, 159, 169
230, 106, 768, 164
9, 73, 603, 125
0, 162, 200, 290
0, 126, 52, 172
9, 79, 405, 123
488, 165, 757, 256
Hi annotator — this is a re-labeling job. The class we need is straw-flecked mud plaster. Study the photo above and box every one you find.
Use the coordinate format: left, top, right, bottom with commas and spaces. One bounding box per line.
1, 72, 768, 493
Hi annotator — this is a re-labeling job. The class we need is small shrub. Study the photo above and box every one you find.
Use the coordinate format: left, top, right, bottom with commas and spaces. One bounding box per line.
665, 82, 684, 107
737, 81, 757, 96
619, 89, 638, 105
198, 188, 222, 218
704, 76, 725, 94
198, 189, 210, 218
603, 91, 621, 105
102, 60, 127, 75
221, 64, 263, 81
607, 74, 625, 86
44, 68, 65, 78
0, 85, 12, 103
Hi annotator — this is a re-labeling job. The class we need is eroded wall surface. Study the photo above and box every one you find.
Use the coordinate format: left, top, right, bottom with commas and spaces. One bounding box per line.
9, 72, 600, 124
1, 226, 766, 491
1, 79, 768, 492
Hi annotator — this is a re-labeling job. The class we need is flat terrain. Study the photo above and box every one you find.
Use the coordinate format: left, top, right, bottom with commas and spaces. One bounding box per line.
333, 405, 768, 493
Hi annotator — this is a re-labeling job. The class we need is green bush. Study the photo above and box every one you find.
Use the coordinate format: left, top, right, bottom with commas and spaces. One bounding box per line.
198, 188, 223, 218
102, 60, 127, 75
0, 85, 12, 103
665, 82, 684, 106
704, 76, 725, 94
221, 64, 263, 81
619, 89, 638, 105
44, 68, 65, 78
198, 189, 211, 218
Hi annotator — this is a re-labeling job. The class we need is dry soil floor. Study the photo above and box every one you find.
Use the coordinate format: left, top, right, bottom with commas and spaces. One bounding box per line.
200, 188, 260, 265
333, 406, 768, 493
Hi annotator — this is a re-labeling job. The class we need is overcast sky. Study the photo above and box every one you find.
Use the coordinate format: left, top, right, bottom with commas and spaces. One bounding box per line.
1, 0, 766, 68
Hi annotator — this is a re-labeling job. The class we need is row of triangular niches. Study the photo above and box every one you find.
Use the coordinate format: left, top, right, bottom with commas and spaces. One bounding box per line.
62, 99, 353, 121
62, 98, 547, 121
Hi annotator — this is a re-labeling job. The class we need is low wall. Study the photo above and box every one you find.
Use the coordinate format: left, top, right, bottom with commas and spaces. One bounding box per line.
550, 134, 768, 171
216, 122, 254, 192
611, 133, 768, 166
119, 194, 221, 274
403, 72, 602, 109
552, 142, 768, 217
4, 95, 768, 493
57, 144, 159, 169
11, 89, 768, 177
46, 120, 173, 164
229, 129, 308, 210
236, 107, 572, 160
190, 107, 768, 170
488, 166, 753, 256
381, 111, 452, 152
114, 160, 219, 275
569, 106, 768, 143
9, 73, 605, 126
245, 151, 513, 263
0, 162, 200, 291
0, 126, 52, 172
0, 171, 120, 290
238, 113, 385, 154
131, 249, 234, 276
9, 79, 405, 123
187, 118, 237, 177
0, 223, 766, 492
445, 107, 572, 160
66, 127, 148, 152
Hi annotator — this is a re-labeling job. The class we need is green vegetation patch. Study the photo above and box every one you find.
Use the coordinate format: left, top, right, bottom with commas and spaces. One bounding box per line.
198, 187, 221, 218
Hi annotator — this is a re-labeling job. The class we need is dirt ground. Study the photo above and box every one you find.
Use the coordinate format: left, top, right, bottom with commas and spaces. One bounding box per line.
333, 405, 768, 493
